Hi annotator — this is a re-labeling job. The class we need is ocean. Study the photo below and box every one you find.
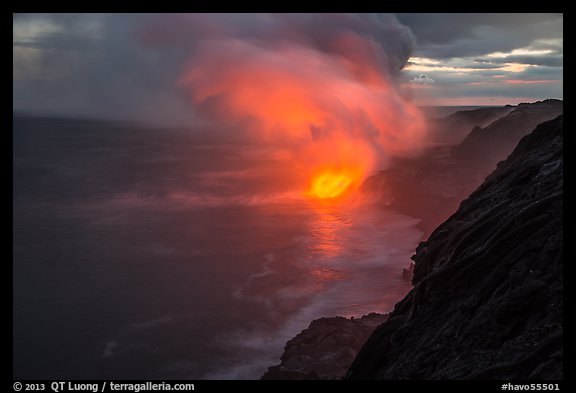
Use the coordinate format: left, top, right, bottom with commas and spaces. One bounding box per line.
13, 116, 422, 379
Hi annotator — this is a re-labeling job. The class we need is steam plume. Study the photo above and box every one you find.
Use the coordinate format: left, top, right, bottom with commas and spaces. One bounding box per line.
150, 13, 428, 197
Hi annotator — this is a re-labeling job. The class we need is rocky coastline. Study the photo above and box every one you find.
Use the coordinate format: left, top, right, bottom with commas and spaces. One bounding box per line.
262, 105, 563, 380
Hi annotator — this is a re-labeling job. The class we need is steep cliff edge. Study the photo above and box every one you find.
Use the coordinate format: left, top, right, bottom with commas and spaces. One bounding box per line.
346, 115, 563, 379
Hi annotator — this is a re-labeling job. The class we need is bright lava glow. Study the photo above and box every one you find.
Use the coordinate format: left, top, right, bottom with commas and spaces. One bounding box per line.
309, 171, 354, 199
179, 24, 428, 199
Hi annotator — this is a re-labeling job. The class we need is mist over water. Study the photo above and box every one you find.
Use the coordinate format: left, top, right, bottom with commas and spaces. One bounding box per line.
13, 116, 422, 379
13, 12, 563, 380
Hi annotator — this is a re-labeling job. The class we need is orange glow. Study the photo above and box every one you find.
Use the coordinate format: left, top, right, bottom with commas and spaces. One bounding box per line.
307, 205, 351, 258
180, 40, 427, 196
310, 171, 353, 199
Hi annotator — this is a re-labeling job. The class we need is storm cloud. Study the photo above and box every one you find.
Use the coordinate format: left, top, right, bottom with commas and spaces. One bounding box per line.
13, 13, 417, 125
397, 13, 562, 59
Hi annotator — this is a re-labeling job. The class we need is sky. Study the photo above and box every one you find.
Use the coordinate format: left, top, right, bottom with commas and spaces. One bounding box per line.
13, 13, 563, 123
396, 13, 563, 106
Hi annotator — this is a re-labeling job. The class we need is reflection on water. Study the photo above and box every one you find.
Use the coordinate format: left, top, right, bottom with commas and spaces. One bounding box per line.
225, 194, 422, 319
310, 267, 345, 282
13, 117, 424, 380
307, 204, 352, 260
207, 196, 424, 379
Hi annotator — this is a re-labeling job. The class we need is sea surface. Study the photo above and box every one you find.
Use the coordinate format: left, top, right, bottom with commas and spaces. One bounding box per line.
13, 116, 422, 379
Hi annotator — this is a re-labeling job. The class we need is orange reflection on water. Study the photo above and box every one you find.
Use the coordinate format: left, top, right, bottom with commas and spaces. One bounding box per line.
311, 267, 345, 281
307, 202, 352, 261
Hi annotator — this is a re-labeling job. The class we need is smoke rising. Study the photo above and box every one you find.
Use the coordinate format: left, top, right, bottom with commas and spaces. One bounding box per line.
14, 13, 427, 193
170, 13, 427, 194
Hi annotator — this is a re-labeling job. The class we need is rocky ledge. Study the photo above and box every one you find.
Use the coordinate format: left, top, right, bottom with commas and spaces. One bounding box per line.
261, 313, 388, 380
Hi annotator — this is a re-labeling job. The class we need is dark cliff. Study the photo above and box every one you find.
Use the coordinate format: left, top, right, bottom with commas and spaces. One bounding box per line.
362, 100, 563, 237
451, 99, 563, 172
346, 115, 563, 379
427, 105, 514, 145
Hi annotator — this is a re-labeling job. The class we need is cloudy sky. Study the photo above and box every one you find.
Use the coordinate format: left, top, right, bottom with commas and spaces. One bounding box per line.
13, 13, 563, 122
397, 13, 563, 106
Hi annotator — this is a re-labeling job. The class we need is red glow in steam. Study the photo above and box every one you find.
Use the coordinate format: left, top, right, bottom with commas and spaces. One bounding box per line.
180, 37, 426, 199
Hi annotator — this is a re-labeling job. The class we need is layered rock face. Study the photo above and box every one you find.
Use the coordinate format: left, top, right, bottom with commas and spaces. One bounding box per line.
346, 116, 563, 379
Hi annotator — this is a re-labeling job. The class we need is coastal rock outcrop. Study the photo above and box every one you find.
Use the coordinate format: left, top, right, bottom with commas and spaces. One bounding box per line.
261, 313, 388, 380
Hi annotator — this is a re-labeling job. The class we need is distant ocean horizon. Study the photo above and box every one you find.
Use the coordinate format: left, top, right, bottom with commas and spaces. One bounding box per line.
418, 105, 502, 119
14, 105, 505, 127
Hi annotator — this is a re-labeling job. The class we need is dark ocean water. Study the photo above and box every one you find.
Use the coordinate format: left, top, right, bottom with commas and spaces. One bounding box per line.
13, 116, 422, 379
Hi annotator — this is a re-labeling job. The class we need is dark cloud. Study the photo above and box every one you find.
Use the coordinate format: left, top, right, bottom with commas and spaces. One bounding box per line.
13, 13, 563, 114
13, 14, 202, 124
397, 13, 561, 44
140, 13, 416, 75
399, 13, 562, 104
397, 13, 562, 59
13, 13, 416, 123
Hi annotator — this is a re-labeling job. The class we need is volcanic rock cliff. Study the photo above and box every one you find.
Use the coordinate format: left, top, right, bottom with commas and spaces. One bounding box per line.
262, 115, 563, 380
427, 105, 515, 145
362, 100, 563, 237
346, 115, 563, 379
450, 99, 563, 172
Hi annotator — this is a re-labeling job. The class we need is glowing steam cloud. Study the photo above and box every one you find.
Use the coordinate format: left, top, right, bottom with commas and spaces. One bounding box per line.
172, 14, 427, 198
